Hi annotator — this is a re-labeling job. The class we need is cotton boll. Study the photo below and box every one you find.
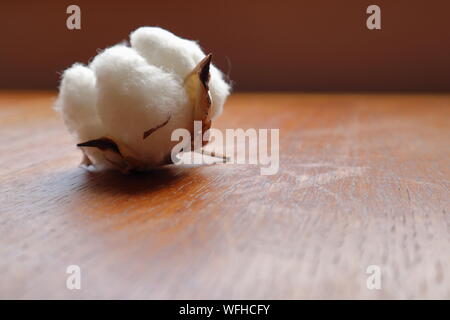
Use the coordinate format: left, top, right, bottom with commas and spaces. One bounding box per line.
90, 45, 192, 167
56, 26, 231, 173
130, 27, 230, 119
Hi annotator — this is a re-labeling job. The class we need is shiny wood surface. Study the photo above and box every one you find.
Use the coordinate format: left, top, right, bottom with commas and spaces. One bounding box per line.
0, 92, 449, 299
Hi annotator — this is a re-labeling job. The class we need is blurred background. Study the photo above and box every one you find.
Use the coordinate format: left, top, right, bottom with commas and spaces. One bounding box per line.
1, 0, 450, 92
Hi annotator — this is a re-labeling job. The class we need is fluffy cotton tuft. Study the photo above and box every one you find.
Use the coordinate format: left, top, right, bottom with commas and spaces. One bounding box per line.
56, 27, 230, 171
130, 27, 229, 119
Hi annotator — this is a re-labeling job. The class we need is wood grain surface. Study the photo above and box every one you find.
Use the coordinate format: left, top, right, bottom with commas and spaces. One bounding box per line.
0, 91, 449, 299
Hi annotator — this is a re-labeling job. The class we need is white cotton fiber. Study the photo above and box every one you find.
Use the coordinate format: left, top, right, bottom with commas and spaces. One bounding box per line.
55, 64, 110, 169
55, 63, 101, 140
130, 27, 229, 119
56, 27, 230, 171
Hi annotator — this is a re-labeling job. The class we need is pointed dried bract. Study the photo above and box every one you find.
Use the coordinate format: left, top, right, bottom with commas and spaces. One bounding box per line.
77, 137, 147, 173
77, 137, 121, 154
184, 54, 213, 147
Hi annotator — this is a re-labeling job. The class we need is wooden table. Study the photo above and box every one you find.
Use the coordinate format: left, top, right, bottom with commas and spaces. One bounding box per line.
1, 92, 449, 299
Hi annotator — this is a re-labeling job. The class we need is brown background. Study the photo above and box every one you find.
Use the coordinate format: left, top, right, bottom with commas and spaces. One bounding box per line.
1, 0, 450, 91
